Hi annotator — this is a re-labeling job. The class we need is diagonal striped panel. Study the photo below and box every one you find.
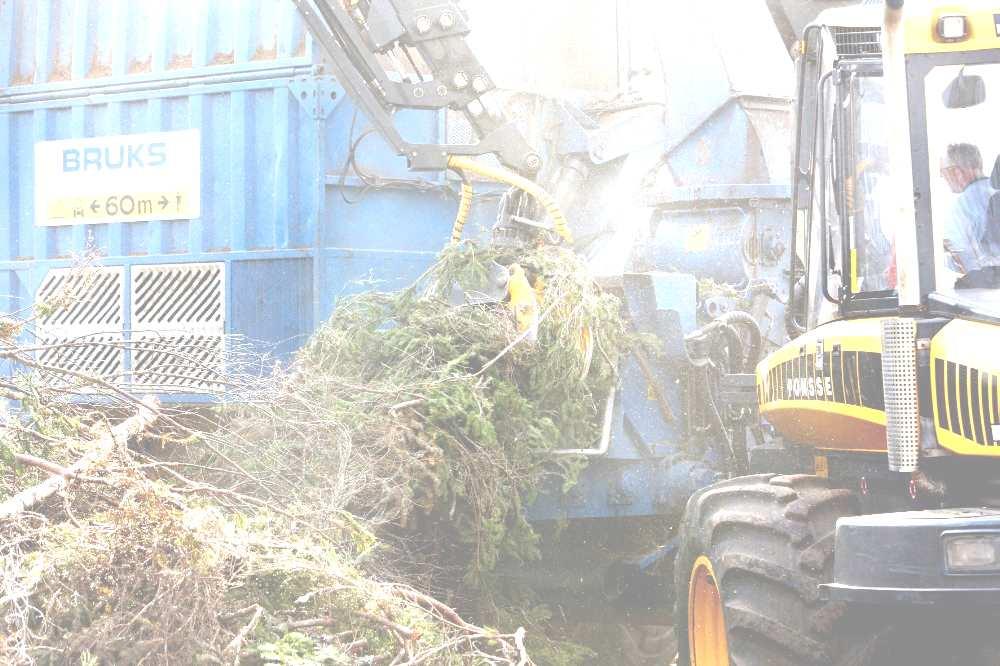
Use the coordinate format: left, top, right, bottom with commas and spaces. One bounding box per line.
131, 263, 224, 330
35, 267, 126, 386
36, 266, 124, 329
36, 333, 124, 386
129, 332, 225, 393
129, 263, 225, 393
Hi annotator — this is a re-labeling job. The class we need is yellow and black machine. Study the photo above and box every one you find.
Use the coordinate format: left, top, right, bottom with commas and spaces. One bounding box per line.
675, 1, 1000, 664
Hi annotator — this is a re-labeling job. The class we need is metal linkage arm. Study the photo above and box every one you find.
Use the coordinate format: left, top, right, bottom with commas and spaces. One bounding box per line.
294, 0, 541, 174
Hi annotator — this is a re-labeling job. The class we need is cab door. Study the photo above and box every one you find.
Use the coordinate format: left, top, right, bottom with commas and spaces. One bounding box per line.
789, 30, 898, 337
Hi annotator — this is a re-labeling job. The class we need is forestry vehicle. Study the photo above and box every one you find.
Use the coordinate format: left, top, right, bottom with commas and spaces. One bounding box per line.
676, 1, 1000, 664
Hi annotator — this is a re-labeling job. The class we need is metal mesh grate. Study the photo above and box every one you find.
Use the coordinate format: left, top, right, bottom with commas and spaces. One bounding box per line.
37, 267, 124, 329
130, 263, 225, 393
37, 333, 124, 383
881, 318, 919, 472
34, 263, 226, 393
35, 267, 125, 384
132, 263, 223, 329
830, 26, 881, 59
130, 332, 225, 392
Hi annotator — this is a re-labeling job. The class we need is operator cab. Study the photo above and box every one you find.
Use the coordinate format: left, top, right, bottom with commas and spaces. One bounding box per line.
788, 3, 1000, 332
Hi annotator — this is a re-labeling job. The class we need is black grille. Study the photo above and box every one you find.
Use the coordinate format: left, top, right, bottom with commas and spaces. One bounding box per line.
830, 26, 882, 59
935, 358, 1000, 446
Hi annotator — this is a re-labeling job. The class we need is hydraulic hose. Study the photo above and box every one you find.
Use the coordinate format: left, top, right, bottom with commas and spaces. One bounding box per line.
685, 311, 763, 373
450, 176, 474, 244
446, 155, 573, 244
719, 323, 746, 373
716, 311, 763, 371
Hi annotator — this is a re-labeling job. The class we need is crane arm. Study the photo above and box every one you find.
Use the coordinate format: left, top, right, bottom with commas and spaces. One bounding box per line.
293, 0, 541, 174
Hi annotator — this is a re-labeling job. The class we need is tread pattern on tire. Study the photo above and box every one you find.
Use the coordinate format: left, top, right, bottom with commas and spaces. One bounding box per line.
674, 474, 860, 666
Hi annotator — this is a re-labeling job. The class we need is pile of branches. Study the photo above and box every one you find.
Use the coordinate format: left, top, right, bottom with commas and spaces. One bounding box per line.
1, 427, 533, 664
0, 310, 533, 665
0, 243, 626, 664
194, 243, 625, 594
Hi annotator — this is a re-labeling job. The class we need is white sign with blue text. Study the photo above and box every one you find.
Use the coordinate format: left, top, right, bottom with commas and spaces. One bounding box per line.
34, 129, 201, 226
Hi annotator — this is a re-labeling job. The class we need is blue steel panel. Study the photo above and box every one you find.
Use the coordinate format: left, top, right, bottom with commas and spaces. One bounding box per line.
648, 207, 748, 285
1, 76, 337, 262
0, 114, 9, 260
9, 112, 29, 259
230, 258, 313, 360
0, 271, 29, 318
646, 201, 792, 288
325, 188, 455, 252
3, 0, 313, 90
604, 273, 695, 462
317, 250, 442, 323
229, 90, 248, 252
525, 456, 723, 522
325, 106, 443, 180
667, 102, 753, 187
31, 110, 46, 262
654, 7, 734, 153
649, 273, 698, 335
660, 183, 791, 203
611, 356, 686, 460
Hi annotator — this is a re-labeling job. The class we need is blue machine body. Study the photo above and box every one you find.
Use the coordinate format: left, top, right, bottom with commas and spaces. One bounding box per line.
1, 0, 793, 522
522, 2, 795, 521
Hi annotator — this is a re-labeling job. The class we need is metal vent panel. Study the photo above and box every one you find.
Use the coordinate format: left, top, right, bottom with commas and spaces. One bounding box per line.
882, 318, 919, 472
830, 26, 882, 59
36, 267, 124, 330
131, 263, 224, 331
130, 263, 225, 393
36, 333, 124, 385
35, 267, 125, 385
130, 331, 225, 393
35, 262, 230, 394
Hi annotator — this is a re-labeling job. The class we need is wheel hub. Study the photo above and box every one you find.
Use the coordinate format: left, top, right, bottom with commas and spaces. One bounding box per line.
688, 556, 730, 666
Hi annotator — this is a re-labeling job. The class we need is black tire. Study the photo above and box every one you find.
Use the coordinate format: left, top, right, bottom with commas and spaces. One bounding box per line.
673, 474, 861, 666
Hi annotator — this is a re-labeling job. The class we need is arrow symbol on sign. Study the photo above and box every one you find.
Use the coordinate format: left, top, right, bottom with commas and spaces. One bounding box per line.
90, 200, 100, 213
158, 196, 168, 210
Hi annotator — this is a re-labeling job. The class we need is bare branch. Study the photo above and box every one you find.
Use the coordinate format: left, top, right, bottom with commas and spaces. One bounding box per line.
0, 397, 158, 521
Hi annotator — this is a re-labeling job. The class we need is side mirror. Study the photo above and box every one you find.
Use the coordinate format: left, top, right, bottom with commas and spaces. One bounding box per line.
943, 71, 986, 108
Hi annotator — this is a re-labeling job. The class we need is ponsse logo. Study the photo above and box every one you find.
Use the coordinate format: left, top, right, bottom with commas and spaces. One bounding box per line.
786, 376, 834, 400
760, 350, 885, 411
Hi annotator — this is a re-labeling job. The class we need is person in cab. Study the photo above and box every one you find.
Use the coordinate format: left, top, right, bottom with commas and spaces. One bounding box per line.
939, 142, 996, 274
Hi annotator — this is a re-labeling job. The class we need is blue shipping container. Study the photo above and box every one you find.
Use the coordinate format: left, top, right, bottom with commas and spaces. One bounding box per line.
0, 0, 495, 395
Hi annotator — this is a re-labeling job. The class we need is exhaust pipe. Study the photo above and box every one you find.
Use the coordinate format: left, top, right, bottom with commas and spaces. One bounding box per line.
881, 1, 922, 473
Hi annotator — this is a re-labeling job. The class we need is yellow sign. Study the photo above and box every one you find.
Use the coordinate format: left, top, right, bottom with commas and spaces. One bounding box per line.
34, 129, 200, 226
46, 192, 195, 221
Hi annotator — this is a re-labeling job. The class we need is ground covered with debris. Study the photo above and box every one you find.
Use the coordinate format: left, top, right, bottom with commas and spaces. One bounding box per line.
0, 243, 627, 664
